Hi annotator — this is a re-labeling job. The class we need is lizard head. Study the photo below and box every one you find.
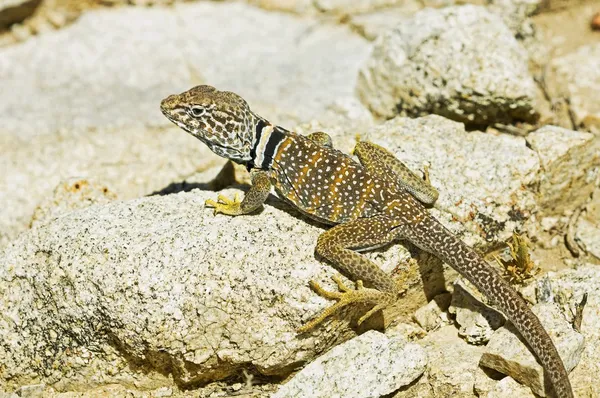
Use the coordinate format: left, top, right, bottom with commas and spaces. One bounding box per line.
160, 85, 258, 164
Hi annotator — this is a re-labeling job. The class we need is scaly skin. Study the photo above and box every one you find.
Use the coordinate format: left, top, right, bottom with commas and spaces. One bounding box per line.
160, 85, 573, 398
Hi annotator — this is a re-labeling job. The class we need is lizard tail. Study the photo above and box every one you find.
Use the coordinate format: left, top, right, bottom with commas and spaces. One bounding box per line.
404, 214, 573, 398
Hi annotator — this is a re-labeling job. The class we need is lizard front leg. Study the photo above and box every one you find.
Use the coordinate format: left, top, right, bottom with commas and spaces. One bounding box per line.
299, 215, 404, 332
205, 169, 271, 216
354, 140, 438, 205
306, 131, 333, 148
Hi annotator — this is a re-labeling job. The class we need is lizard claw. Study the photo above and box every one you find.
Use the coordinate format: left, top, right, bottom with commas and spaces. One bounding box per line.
205, 192, 242, 215
298, 276, 395, 333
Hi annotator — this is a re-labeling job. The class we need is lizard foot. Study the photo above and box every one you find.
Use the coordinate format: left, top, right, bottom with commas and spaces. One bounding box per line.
298, 275, 395, 333
205, 192, 242, 215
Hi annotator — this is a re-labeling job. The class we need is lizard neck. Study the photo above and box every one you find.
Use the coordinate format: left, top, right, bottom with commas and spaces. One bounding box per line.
249, 119, 289, 170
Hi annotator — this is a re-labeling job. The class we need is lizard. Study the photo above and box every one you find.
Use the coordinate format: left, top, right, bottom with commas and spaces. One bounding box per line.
160, 85, 573, 398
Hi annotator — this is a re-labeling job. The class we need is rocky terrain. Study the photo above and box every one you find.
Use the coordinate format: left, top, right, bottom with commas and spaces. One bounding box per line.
0, 0, 599, 397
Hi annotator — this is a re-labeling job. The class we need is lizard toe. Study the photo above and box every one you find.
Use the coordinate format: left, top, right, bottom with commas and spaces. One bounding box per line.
298, 276, 395, 333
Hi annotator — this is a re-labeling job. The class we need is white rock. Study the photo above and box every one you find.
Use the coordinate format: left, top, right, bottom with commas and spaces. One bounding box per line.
0, 125, 221, 248
357, 5, 538, 125
532, 265, 600, 396
0, 1, 371, 247
0, 2, 370, 138
357, 115, 540, 248
413, 293, 451, 331
29, 178, 117, 228
12, 384, 45, 398
576, 185, 600, 259
480, 303, 584, 396
416, 325, 486, 396
487, 0, 541, 37
247, 0, 316, 15
314, 0, 408, 15
449, 280, 505, 345
484, 376, 536, 398
526, 125, 599, 215
251, 0, 418, 16
548, 43, 600, 133
576, 218, 600, 260
0, 190, 411, 390
349, 6, 417, 41
272, 331, 427, 398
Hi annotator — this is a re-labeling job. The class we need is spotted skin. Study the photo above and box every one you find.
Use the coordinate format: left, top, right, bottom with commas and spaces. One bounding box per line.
272, 133, 392, 224
353, 140, 439, 205
306, 131, 334, 148
160, 85, 573, 398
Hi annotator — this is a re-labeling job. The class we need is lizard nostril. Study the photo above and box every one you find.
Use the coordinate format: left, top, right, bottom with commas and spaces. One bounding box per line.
160, 95, 178, 111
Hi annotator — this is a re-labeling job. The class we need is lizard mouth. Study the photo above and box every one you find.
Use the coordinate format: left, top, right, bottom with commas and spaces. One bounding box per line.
160, 105, 188, 129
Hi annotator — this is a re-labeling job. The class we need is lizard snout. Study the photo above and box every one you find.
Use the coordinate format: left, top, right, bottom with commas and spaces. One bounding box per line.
160, 94, 180, 113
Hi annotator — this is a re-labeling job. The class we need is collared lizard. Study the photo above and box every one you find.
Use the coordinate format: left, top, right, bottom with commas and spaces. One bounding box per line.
160, 85, 573, 398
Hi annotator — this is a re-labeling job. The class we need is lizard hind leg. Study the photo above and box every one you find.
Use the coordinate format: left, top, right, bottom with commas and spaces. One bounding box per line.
299, 216, 404, 333
306, 131, 333, 148
353, 140, 438, 205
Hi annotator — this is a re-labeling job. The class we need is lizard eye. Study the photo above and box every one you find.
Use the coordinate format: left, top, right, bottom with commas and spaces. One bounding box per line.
190, 106, 205, 117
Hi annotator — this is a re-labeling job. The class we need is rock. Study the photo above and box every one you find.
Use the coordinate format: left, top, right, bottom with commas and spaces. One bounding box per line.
576, 218, 600, 260
531, 265, 600, 396
250, 0, 415, 16
13, 384, 44, 398
312, 0, 407, 15
586, 186, 600, 223
487, 0, 541, 37
472, 367, 505, 397
0, 125, 221, 249
0, 0, 40, 29
272, 331, 427, 398
547, 43, 600, 133
247, 0, 316, 15
415, 325, 486, 396
483, 376, 536, 398
449, 280, 505, 345
538, 0, 591, 11
4, 382, 277, 397
575, 187, 600, 259
413, 293, 451, 331
0, 2, 369, 138
480, 303, 584, 396
357, 5, 538, 126
0, 189, 414, 391
0, 1, 370, 247
526, 125, 599, 215
349, 0, 542, 44
348, 6, 416, 41
300, 96, 375, 137
30, 178, 117, 228
385, 322, 427, 341
1, 1, 238, 47
355, 115, 540, 248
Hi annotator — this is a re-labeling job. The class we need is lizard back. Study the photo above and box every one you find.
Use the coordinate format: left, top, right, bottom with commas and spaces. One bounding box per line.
263, 129, 398, 225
